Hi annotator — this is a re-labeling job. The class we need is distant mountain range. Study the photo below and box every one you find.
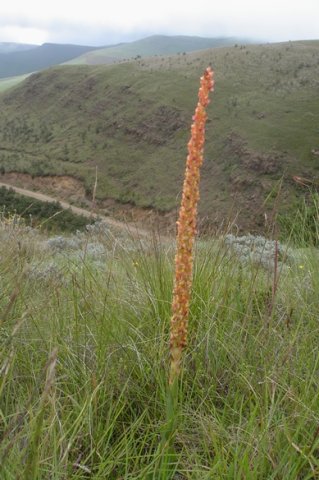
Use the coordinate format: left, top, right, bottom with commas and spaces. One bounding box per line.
0, 42, 37, 54
0, 43, 102, 78
0, 35, 247, 78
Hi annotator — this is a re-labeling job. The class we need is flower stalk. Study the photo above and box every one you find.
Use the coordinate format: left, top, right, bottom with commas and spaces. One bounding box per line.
169, 67, 214, 385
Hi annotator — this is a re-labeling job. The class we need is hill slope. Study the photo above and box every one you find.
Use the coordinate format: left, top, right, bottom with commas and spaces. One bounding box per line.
67, 34, 247, 65
0, 43, 101, 78
0, 40, 318, 232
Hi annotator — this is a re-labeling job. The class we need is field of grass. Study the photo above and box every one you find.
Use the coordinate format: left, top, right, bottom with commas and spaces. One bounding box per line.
0, 40, 318, 233
0, 212, 318, 478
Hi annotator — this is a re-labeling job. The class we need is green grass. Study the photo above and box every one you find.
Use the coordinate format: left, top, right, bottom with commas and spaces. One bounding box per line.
0, 216, 318, 478
0, 40, 318, 233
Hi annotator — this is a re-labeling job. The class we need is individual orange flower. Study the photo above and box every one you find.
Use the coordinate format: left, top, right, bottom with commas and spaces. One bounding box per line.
169, 67, 214, 385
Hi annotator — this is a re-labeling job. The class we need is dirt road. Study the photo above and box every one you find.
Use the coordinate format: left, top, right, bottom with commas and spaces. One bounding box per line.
0, 181, 147, 235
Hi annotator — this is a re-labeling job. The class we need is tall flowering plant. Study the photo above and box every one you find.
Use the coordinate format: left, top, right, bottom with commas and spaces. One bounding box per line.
169, 67, 214, 385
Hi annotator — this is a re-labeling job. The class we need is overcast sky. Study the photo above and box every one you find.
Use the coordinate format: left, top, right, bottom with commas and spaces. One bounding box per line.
0, 0, 318, 46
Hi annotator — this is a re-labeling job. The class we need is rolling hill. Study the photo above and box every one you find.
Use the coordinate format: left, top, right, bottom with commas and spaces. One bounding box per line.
67, 34, 248, 65
0, 40, 318, 232
0, 43, 102, 78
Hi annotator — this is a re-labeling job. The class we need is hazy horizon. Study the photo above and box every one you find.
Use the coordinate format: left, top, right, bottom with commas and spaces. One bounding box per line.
0, 33, 261, 48
0, 33, 318, 49
0, 0, 318, 46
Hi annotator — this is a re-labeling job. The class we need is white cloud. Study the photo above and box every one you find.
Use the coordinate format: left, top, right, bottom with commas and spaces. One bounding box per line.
0, 25, 48, 44
0, 0, 318, 45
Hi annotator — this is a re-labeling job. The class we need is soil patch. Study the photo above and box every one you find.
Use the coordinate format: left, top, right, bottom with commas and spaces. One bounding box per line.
0, 172, 86, 203
226, 133, 284, 174
99, 198, 177, 234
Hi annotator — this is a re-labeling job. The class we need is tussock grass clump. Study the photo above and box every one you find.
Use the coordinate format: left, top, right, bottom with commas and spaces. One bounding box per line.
0, 217, 318, 478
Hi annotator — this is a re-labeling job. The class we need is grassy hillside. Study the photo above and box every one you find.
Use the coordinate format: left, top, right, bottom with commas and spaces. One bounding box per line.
0, 40, 318, 232
0, 43, 101, 78
67, 35, 247, 65
0, 217, 319, 477
0, 36, 245, 94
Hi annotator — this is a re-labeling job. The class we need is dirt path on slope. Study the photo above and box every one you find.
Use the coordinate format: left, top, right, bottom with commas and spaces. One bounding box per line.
0, 181, 149, 237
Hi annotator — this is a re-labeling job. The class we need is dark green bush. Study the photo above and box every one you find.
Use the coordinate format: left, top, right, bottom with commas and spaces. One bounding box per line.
0, 187, 91, 233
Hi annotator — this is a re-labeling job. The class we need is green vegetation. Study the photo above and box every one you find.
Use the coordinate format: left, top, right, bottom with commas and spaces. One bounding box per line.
0, 187, 90, 232
278, 190, 319, 247
0, 40, 318, 232
0, 216, 318, 478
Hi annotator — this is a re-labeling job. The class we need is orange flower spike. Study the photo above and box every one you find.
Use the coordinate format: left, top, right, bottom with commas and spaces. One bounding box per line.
169, 67, 214, 385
